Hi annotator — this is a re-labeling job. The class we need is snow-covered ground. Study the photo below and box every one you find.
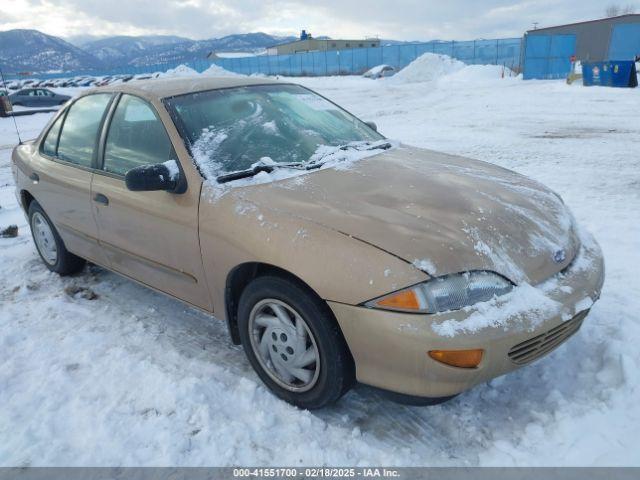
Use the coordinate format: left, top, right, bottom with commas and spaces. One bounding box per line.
1, 62, 639, 466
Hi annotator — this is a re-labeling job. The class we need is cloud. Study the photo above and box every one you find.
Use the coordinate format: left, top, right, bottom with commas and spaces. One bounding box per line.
0, 0, 637, 41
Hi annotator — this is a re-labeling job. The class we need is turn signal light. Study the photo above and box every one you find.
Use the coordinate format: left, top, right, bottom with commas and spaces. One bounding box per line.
428, 349, 484, 368
375, 289, 421, 310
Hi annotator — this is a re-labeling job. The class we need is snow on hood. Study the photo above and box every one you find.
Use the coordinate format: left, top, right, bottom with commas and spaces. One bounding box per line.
233, 145, 580, 285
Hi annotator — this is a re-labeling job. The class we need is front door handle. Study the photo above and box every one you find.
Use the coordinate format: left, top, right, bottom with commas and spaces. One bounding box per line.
93, 193, 109, 206
29, 172, 39, 182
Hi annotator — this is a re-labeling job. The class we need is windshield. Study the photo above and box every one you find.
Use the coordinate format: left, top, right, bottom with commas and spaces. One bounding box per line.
165, 84, 383, 178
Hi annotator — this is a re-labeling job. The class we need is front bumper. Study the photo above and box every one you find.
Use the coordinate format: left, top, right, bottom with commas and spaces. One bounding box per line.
329, 232, 605, 398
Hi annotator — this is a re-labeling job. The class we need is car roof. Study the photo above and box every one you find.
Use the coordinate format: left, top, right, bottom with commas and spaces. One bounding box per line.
86, 76, 281, 101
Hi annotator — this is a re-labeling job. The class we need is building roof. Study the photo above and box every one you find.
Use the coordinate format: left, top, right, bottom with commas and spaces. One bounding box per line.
267, 37, 379, 49
84, 76, 280, 100
526, 13, 640, 33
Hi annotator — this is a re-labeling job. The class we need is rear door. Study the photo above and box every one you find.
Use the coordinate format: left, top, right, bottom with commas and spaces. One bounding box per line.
91, 93, 211, 310
37, 89, 54, 106
27, 89, 41, 107
28, 93, 114, 264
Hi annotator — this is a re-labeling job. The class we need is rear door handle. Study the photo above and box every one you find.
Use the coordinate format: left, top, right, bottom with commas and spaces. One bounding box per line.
29, 172, 39, 182
93, 193, 109, 206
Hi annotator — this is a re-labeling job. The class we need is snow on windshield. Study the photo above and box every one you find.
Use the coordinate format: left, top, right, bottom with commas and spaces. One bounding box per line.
167, 84, 385, 186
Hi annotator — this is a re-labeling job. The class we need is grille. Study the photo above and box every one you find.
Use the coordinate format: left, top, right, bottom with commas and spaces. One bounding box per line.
508, 309, 589, 365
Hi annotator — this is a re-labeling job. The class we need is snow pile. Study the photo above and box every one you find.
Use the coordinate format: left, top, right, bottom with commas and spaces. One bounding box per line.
201, 63, 240, 77
392, 53, 465, 83
390, 53, 514, 85
161, 64, 199, 77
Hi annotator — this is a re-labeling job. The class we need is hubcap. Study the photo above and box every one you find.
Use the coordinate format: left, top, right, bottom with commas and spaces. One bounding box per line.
248, 299, 320, 392
31, 212, 57, 265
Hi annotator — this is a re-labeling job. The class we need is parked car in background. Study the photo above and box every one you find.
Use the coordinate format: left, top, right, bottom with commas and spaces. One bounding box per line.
78, 77, 96, 87
8, 88, 71, 107
363, 64, 396, 79
95, 76, 113, 87
12, 77, 604, 409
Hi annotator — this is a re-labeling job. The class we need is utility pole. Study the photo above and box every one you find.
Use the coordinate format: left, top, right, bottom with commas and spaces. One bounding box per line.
533, 22, 539, 30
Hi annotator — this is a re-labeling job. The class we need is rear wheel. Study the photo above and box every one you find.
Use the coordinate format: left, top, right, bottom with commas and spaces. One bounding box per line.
28, 201, 85, 275
238, 275, 354, 409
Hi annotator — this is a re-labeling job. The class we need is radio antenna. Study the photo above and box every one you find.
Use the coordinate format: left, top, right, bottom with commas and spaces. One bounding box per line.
0, 64, 23, 145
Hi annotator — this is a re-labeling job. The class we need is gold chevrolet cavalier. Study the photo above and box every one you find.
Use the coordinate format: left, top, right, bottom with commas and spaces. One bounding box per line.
12, 77, 604, 409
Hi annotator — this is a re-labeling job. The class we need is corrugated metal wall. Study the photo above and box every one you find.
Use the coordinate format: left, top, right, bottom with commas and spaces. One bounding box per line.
523, 16, 640, 79
608, 23, 640, 60
523, 34, 577, 80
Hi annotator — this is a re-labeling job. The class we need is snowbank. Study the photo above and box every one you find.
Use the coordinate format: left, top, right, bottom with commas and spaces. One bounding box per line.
391, 53, 465, 83
159, 63, 239, 79
390, 52, 514, 85
201, 63, 240, 77
161, 64, 199, 77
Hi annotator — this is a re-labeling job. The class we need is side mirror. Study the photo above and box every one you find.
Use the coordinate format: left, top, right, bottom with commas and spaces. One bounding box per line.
365, 121, 378, 132
125, 160, 185, 193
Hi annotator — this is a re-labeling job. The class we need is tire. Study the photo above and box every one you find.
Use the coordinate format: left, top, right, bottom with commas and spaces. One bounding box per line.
28, 201, 85, 275
238, 275, 355, 409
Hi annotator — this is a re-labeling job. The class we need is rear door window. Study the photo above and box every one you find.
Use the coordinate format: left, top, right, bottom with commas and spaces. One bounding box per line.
57, 94, 112, 167
103, 94, 174, 176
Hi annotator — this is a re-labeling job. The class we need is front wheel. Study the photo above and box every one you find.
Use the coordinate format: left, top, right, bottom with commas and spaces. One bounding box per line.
238, 276, 354, 409
28, 201, 85, 275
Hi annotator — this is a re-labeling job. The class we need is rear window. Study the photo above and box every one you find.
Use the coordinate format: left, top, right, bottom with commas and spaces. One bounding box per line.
42, 114, 64, 156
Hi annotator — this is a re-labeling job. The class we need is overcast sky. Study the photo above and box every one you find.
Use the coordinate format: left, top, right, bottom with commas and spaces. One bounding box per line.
1, 0, 638, 41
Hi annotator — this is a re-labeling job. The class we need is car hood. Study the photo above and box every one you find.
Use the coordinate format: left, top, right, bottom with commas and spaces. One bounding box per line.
238, 145, 579, 285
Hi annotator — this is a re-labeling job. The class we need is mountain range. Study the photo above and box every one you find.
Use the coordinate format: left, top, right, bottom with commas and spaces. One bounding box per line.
0, 29, 297, 74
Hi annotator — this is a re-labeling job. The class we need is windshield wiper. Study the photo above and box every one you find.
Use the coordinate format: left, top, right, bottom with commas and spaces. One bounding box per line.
216, 163, 305, 184
215, 141, 393, 184
304, 141, 393, 169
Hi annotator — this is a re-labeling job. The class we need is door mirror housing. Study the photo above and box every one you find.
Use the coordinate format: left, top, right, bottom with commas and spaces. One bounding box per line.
125, 160, 186, 193
365, 121, 378, 132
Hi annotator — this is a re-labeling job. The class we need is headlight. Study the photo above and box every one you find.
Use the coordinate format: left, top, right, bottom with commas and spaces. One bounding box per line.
365, 271, 513, 314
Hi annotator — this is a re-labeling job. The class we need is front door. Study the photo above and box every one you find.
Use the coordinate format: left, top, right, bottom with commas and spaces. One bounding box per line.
91, 93, 211, 310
